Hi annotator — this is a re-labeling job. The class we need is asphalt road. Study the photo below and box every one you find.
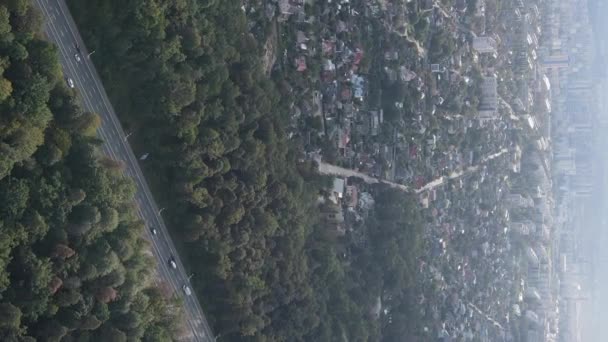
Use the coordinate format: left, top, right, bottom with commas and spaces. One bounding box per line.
33, 0, 214, 340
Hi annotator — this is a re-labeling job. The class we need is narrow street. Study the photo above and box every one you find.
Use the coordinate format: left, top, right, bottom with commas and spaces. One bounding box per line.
317, 148, 510, 194
317, 161, 412, 192
415, 148, 509, 194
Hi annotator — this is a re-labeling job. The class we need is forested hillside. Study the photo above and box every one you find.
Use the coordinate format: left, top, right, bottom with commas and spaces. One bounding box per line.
67, 0, 425, 340
0, 1, 182, 340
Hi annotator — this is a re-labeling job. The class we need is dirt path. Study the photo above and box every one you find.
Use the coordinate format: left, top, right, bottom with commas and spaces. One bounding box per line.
415, 148, 509, 194
317, 148, 510, 194
317, 161, 412, 192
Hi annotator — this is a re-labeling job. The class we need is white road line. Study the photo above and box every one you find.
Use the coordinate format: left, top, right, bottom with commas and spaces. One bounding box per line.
40, 23, 201, 340
36, 3, 123, 164
35, 0, 178, 280
45, 0, 209, 338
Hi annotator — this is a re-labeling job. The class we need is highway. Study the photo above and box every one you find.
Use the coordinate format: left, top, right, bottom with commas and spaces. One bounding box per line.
32, 0, 214, 340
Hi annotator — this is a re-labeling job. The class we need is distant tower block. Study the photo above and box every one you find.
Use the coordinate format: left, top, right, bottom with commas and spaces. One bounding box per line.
542, 54, 570, 71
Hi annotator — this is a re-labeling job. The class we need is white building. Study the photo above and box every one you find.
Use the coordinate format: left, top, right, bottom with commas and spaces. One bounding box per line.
506, 193, 534, 208
472, 36, 498, 54
510, 221, 536, 235
330, 178, 346, 204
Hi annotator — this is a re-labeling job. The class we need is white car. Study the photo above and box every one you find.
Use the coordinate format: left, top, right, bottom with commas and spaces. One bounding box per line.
182, 285, 192, 296
74, 53, 81, 62
168, 258, 177, 269
66, 78, 75, 88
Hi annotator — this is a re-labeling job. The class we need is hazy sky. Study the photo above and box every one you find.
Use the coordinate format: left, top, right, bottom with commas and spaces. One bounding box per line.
580, 109, 608, 341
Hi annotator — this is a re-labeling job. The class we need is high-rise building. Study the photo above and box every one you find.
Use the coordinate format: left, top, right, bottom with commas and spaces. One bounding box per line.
554, 148, 577, 175
570, 153, 593, 198
542, 54, 570, 70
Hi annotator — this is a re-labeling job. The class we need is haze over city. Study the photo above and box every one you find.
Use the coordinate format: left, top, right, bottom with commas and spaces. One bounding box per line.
1, 0, 607, 341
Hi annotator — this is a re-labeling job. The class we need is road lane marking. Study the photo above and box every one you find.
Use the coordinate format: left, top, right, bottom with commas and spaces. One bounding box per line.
36, 0, 193, 311
41, 1, 209, 338
35, 3, 123, 166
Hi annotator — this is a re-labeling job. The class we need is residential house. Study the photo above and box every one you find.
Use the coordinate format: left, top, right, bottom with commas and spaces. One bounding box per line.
330, 177, 346, 204
278, 0, 304, 21
352, 75, 365, 101
345, 185, 359, 208
384, 67, 397, 81
472, 36, 498, 54
384, 50, 399, 61
322, 39, 336, 56
338, 128, 351, 150
370, 110, 383, 136
399, 66, 417, 82
427, 134, 437, 150
358, 192, 375, 211
431, 64, 446, 73
478, 76, 499, 121
296, 31, 309, 45
353, 49, 364, 66
295, 56, 307, 72
323, 59, 336, 72
341, 87, 352, 101
509, 221, 536, 235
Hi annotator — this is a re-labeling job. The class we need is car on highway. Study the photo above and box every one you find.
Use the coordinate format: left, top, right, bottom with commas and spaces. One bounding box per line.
168, 257, 177, 269
42, 8, 214, 340
183, 284, 192, 296
150, 227, 158, 235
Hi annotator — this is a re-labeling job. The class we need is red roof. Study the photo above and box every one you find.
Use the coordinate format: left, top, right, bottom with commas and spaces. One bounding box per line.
341, 87, 352, 100
295, 57, 307, 72
322, 40, 335, 55
409, 145, 418, 158
353, 50, 364, 65
338, 128, 350, 149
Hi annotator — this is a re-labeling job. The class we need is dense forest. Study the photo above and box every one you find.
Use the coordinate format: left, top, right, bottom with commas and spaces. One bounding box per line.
67, 0, 425, 340
0, 1, 183, 340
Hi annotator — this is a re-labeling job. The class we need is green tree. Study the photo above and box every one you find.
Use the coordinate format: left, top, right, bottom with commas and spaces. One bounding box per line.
0, 303, 22, 328
0, 3, 184, 338
0, 78, 12, 101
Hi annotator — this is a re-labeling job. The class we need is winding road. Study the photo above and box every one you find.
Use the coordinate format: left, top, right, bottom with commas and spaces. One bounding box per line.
33, 0, 214, 340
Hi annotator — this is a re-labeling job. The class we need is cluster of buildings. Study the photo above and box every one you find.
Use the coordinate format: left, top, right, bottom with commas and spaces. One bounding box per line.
317, 0, 554, 340
503, 0, 605, 340
302, 0, 557, 337
285, 0, 381, 166
550, 4, 596, 200
270, 0, 603, 340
